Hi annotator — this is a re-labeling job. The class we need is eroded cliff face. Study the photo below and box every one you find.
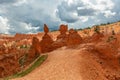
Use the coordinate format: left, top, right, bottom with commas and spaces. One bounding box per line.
0, 51, 26, 78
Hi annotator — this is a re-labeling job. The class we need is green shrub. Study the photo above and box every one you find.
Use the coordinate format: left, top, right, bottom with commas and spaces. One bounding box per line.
85, 27, 91, 29
76, 28, 83, 31
16, 54, 48, 77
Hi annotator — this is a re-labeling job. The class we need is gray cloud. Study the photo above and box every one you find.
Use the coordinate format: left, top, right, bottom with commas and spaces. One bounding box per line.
56, 0, 119, 24
0, 0, 61, 34
0, 0, 18, 4
77, 8, 96, 16
0, 0, 120, 34
56, 5, 79, 23
56, 1, 83, 23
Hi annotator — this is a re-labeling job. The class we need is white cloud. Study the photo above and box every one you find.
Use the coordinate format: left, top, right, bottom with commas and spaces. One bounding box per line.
13, 0, 28, 6
7, 21, 40, 34
0, 16, 39, 34
79, 16, 89, 22
104, 10, 116, 18
57, 0, 117, 22
18, 22, 39, 33
0, 16, 10, 34
96, 0, 114, 10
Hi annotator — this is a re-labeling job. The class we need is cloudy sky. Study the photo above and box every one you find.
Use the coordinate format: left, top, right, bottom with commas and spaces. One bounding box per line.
0, 0, 120, 34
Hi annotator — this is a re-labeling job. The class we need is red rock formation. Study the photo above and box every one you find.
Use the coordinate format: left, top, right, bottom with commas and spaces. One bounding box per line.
0, 45, 5, 54
57, 24, 68, 40
52, 24, 68, 48
44, 24, 49, 34
40, 24, 54, 53
0, 53, 22, 78
29, 37, 41, 58
14, 33, 39, 41
95, 42, 118, 59
91, 32, 104, 42
59, 24, 68, 34
67, 29, 82, 46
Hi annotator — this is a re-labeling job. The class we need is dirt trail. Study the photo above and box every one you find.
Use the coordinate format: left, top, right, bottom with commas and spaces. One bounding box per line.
13, 45, 110, 80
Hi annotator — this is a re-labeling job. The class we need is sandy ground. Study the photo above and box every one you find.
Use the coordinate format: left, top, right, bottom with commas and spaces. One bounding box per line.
13, 44, 108, 80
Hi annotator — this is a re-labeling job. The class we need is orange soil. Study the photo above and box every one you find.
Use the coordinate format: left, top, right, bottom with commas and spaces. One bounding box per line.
13, 43, 120, 80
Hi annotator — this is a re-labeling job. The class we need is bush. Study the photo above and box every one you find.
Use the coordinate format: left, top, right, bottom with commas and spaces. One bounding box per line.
77, 28, 83, 31
85, 27, 91, 29
94, 26, 100, 33
16, 54, 48, 77
20, 45, 30, 49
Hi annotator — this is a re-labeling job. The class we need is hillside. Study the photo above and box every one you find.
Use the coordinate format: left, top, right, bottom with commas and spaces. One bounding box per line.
1, 22, 120, 80
14, 43, 120, 80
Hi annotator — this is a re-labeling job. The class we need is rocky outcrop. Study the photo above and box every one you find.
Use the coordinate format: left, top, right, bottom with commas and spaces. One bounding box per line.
40, 24, 54, 53
44, 24, 49, 34
29, 37, 41, 59
57, 24, 68, 41
91, 32, 104, 42
0, 53, 23, 78
95, 42, 118, 59
52, 24, 68, 48
67, 29, 82, 47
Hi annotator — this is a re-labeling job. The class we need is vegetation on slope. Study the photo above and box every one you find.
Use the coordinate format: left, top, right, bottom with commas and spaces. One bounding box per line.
4, 54, 48, 80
